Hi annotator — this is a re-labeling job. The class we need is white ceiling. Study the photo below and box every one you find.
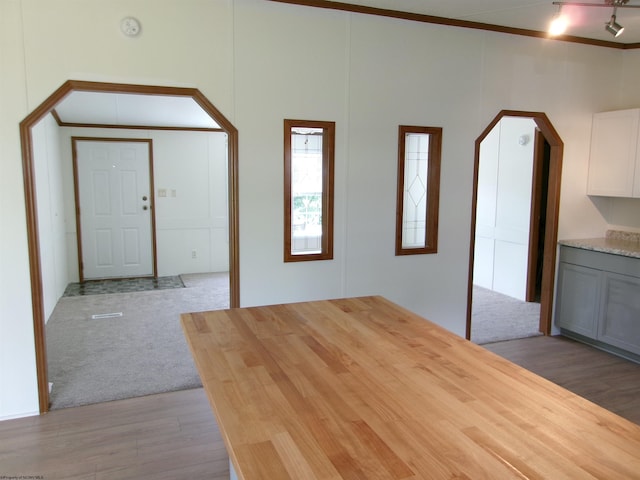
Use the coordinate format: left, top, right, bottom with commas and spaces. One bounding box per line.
324, 0, 640, 44
54, 91, 221, 130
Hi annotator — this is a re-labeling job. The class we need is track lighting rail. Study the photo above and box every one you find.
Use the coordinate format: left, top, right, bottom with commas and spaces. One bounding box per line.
552, 1, 640, 8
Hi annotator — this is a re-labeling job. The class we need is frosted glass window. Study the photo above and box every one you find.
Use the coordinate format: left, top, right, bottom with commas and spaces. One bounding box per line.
284, 119, 335, 262
396, 126, 442, 255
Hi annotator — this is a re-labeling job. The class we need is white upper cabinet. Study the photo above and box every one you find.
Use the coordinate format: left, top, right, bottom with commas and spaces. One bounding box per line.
587, 108, 640, 197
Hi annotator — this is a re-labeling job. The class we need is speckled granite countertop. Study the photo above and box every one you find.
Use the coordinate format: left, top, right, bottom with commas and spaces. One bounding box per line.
559, 230, 640, 259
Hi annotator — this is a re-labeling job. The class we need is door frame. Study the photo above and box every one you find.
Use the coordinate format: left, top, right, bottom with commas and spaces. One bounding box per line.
525, 129, 549, 302
466, 110, 563, 340
20, 80, 240, 413
72, 137, 158, 282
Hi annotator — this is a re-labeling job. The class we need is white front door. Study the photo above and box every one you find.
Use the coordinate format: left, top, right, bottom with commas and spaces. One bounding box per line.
75, 139, 155, 280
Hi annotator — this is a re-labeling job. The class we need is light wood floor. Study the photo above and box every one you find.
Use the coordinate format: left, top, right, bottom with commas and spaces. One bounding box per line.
484, 335, 640, 425
1, 335, 638, 479
0, 388, 228, 480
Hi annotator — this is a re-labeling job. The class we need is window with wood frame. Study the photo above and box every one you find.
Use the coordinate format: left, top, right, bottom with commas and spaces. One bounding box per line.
284, 119, 335, 262
396, 125, 442, 255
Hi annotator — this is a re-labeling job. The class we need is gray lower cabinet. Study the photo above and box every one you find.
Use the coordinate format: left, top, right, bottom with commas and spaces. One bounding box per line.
556, 262, 601, 338
599, 272, 640, 355
555, 246, 640, 359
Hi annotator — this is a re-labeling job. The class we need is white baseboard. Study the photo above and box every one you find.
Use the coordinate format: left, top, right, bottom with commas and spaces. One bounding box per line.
0, 410, 39, 422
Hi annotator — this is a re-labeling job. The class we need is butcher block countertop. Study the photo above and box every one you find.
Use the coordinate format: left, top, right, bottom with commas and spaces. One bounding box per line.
181, 296, 640, 479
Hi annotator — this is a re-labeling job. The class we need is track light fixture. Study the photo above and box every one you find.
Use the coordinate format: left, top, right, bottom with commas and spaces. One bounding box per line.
550, 0, 638, 39
605, 8, 625, 36
548, 5, 569, 35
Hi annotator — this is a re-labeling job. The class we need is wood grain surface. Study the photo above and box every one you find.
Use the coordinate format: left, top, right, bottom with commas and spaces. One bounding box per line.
181, 296, 640, 479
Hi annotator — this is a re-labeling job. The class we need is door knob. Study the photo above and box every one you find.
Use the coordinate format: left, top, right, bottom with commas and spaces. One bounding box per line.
143, 205, 148, 210
142, 195, 148, 201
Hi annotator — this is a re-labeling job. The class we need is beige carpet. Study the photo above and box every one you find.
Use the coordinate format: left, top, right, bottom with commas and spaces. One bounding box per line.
470, 285, 542, 345
46, 272, 229, 410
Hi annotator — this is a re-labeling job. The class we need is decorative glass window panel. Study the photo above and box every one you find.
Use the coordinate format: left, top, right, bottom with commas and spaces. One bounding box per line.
284, 119, 335, 262
396, 125, 442, 255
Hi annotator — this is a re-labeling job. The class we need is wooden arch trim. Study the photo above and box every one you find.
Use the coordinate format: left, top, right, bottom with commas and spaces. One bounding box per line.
20, 80, 240, 413
466, 110, 564, 340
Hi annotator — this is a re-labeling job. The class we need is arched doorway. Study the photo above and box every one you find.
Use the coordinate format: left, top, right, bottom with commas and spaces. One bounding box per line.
20, 80, 239, 413
466, 110, 563, 340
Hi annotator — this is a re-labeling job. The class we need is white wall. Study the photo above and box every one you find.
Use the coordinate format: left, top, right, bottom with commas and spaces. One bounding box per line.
474, 117, 537, 300
58, 127, 229, 280
32, 114, 69, 321
234, 1, 349, 306
1, 0, 638, 419
0, 0, 40, 420
153, 130, 230, 275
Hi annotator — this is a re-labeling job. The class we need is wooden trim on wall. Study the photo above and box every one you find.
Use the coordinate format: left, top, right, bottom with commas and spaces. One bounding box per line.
466, 110, 563, 340
20, 120, 49, 415
148, 142, 159, 280
283, 119, 335, 262
268, 0, 639, 49
55, 119, 224, 133
395, 125, 442, 256
71, 141, 83, 282
20, 80, 240, 413
190, 88, 241, 308
50, 109, 63, 125
525, 129, 546, 303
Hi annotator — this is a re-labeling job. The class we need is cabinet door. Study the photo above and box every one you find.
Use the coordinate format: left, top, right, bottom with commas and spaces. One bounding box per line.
587, 109, 639, 197
555, 262, 601, 338
598, 272, 640, 355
